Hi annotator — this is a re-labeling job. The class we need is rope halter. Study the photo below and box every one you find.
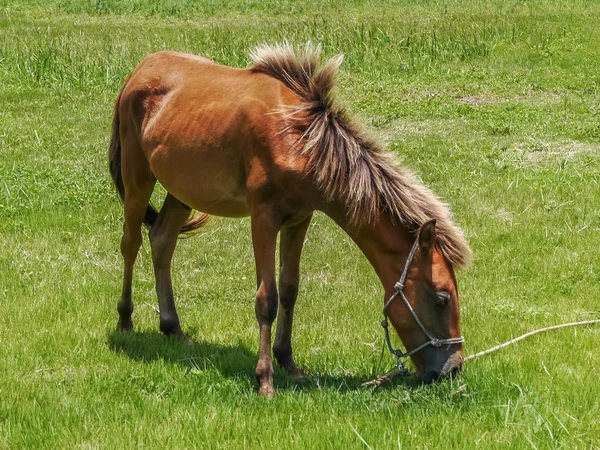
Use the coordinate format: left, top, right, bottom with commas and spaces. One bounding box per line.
381, 237, 465, 374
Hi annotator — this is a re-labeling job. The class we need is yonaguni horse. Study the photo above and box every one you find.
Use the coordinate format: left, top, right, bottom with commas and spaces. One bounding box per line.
109, 43, 471, 397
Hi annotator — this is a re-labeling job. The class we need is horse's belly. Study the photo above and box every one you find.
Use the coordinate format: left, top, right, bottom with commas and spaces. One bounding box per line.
183, 197, 250, 218
140, 83, 266, 218
149, 145, 250, 218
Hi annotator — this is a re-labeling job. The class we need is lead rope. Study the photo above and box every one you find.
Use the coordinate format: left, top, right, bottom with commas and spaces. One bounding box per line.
361, 318, 600, 387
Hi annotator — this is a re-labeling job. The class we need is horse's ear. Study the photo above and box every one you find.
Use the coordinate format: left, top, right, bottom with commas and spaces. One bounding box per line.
419, 219, 437, 255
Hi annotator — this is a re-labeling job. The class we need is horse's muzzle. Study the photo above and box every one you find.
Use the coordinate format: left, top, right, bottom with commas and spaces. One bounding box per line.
418, 352, 464, 384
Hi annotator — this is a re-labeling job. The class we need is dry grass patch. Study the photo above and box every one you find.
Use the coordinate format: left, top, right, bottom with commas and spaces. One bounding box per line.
514, 138, 600, 164
454, 91, 565, 106
374, 118, 472, 143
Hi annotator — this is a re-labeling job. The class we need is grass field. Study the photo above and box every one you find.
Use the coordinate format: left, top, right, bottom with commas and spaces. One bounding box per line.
1, 0, 599, 448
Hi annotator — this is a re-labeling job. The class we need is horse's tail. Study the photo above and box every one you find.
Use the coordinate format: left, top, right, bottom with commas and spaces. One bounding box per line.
108, 79, 126, 204
108, 77, 210, 235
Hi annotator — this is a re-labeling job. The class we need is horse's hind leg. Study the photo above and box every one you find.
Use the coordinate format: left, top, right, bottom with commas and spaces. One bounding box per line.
273, 214, 312, 379
148, 193, 192, 342
117, 166, 155, 332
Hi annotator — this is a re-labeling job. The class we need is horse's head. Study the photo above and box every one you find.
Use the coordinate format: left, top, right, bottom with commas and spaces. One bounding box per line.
385, 220, 464, 383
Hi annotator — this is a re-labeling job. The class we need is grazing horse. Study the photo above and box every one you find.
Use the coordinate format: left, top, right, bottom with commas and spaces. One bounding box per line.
109, 43, 471, 397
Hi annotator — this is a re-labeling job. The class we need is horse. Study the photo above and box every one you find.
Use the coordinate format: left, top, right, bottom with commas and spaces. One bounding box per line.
108, 43, 471, 397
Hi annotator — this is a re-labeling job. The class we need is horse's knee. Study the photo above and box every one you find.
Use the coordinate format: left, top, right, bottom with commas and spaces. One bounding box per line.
255, 283, 278, 323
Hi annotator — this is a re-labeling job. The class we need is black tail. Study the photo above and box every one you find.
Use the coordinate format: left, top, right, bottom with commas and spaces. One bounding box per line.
108, 78, 209, 233
108, 83, 125, 201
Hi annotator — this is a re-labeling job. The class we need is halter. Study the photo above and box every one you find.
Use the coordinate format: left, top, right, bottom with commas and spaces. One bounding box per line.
381, 238, 465, 374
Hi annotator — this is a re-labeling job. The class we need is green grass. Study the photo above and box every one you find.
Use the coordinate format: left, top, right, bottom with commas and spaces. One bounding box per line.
1, 0, 599, 448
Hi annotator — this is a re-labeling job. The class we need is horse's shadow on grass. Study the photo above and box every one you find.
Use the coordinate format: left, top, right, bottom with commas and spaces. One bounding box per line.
107, 330, 422, 393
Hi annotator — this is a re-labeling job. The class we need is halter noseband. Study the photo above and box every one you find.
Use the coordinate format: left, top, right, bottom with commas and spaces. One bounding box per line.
381, 237, 465, 374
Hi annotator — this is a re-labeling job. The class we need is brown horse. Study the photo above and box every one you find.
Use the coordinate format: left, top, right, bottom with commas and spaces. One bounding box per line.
109, 43, 471, 397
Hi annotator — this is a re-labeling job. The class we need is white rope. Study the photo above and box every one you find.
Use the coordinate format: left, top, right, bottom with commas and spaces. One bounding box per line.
361, 318, 600, 388
143, 302, 160, 314
463, 319, 600, 362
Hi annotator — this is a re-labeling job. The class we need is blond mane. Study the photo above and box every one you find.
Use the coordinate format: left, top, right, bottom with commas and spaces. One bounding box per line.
250, 42, 471, 267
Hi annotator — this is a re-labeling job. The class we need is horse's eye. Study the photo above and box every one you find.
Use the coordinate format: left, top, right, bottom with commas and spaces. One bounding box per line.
436, 291, 450, 307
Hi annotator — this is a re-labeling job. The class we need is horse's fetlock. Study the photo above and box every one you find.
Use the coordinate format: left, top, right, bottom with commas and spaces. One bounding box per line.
117, 299, 133, 317
255, 361, 274, 382
159, 315, 181, 335
273, 342, 292, 362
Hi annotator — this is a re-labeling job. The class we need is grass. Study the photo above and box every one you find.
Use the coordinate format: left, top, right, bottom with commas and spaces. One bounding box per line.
1, 0, 599, 448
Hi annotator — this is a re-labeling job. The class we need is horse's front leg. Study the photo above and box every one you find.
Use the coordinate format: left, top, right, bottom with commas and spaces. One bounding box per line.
273, 214, 312, 379
250, 205, 281, 398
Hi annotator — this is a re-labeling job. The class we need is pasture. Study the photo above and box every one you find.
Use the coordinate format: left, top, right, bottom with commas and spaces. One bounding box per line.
1, 0, 599, 448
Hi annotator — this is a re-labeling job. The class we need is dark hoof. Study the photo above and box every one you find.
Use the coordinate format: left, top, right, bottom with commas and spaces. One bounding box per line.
166, 329, 194, 345
285, 365, 305, 380
275, 354, 304, 379
116, 319, 133, 333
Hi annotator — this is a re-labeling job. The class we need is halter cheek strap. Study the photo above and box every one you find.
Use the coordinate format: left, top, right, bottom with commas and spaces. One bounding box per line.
381, 238, 465, 374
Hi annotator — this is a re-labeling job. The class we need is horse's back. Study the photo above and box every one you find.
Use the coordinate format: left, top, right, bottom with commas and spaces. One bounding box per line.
122, 51, 285, 139
118, 51, 303, 217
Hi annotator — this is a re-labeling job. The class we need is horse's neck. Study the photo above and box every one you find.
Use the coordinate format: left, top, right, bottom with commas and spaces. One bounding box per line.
322, 201, 414, 295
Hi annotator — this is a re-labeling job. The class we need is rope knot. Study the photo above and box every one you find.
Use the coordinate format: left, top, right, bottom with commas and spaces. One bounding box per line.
394, 282, 404, 292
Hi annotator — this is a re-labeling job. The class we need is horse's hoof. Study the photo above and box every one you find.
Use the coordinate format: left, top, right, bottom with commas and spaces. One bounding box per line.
169, 330, 194, 345
258, 384, 275, 398
288, 368, 305, 380
291, 374, 306, 383
180, 334, 194, 346
116, 320, 133, 333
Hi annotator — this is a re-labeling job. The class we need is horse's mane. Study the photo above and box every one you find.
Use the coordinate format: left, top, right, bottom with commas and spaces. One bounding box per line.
250, 42, 471, 267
